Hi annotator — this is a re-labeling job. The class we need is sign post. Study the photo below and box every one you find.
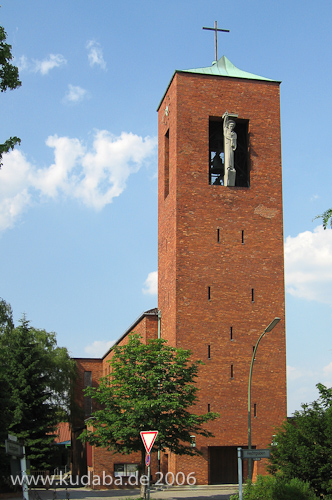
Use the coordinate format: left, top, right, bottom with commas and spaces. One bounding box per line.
238, 448, 271, 498
242, 449, 271, 460
237, 448, 243, 500
140, 431, 158, 500
5, 436, 29, 500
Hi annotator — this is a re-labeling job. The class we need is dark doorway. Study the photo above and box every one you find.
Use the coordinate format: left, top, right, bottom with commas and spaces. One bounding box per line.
209, 446, 238, 484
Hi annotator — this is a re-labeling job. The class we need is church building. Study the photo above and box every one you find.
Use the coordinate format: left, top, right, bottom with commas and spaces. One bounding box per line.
72, 52, 287, 486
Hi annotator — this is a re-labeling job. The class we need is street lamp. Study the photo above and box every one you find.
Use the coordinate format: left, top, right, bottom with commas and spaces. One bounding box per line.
248, 317, 280, 480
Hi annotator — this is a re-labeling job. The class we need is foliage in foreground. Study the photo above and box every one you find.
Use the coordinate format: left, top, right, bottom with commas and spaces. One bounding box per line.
230, 475, 320, 500
0, 298, 76, 470
314, 208, 332, 229
81, 334, 219, 472
268, 384, 332, 497
0, 26, 21, 165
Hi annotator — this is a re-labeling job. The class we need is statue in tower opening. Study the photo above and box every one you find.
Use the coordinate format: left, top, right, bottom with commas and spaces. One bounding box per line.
223, 111, 238, 186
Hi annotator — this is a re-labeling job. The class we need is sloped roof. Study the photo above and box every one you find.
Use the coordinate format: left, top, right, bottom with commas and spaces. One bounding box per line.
181, 55, 278, 82
157, 55, 280, 111
54, 422, 71, 445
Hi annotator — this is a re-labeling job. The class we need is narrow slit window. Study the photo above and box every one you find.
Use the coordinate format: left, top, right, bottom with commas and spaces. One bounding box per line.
208, 345, 211, 359
164, 130, 169, 199
231, 364, 234, 379
230, 326, 233, 340
208, 286, 211, 300
217, 228, 220, 243
242, 230, 244, 244
251, 288, 254, 302
208, 404, 211, 412
254, 403, 257, 417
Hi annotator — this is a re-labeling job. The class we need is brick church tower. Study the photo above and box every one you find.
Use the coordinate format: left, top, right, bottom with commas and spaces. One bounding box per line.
157, 56, 287, 484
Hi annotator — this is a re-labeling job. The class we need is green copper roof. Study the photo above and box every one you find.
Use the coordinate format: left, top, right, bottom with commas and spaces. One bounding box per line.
181, 55, 279, 82
157, 56, 280, 111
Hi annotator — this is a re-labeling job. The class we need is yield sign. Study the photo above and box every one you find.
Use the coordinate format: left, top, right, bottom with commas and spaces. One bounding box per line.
140, 430, 158, 453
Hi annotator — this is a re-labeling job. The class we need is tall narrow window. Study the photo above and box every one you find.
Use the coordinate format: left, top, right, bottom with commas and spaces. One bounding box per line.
242, 230, 244, 244
208, 345, 211, 359
217, 228, 220, 243
164, 130, 169, 199
208, 404, 211, 412
254, 403, 257, 417
251, 288, 254, 302
84, 371, 92, 417
231, 364, 234, 379
230, 326, 233, 340
208, 286, 211, 300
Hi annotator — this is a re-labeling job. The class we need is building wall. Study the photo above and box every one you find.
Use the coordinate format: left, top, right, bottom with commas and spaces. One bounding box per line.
72, 312, 159, 487
158, 72, 287, 483
71, 358, 102, 477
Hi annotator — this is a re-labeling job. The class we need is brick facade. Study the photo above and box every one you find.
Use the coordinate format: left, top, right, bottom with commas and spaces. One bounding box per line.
71, 60, 287, 487
72, 310, 159, 487
157, 69, 287, 483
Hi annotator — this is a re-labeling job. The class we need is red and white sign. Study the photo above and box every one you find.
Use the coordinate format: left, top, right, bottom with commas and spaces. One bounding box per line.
140, 430, 158, 454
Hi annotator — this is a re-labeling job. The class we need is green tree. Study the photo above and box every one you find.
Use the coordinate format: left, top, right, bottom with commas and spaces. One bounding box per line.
268, 384, 332, 497
0, 298, 14, 335
0, 301, 76, 470
314, 208, 332, 230
81, 334, 219, 474
0, 25, 21, 166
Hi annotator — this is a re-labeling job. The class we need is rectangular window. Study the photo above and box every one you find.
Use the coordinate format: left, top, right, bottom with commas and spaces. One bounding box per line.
208, 404, 210, 412
231, 364, 234, 379
251, 288, 254, 302
209, 117, 250, 187
230, 326, 233, 340
164, 130, 169, 199
208, 286, 211, 300
114, 464, 139, 478
208, 345, 211, 359
242, 230, 244, 244
84, 371, 92, 417
254, 403, 257, 417
217, 228, 220, 243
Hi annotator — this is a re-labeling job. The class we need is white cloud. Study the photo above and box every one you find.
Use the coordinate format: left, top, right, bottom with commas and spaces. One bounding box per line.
86, 40, 106, 69
84, 340, 115, 357
142, 271, 158, 295
34, 54, 67, 75
284, 226, 332, 306
287, 365, 304, 381
287, 361, 332, 415
64, 84, 87, 103
18, 54, 67, 75
0, 131, 157, 231
323, 362, 332, 378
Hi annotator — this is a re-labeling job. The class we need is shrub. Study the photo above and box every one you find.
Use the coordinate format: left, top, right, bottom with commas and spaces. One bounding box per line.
230, 475, 319, 500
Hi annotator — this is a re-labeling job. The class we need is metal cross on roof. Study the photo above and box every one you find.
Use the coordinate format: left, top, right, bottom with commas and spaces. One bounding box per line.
202, 21, 230, 62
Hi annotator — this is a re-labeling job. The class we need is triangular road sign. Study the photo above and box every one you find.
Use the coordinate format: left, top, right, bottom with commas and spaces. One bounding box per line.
140, 430, 158, 453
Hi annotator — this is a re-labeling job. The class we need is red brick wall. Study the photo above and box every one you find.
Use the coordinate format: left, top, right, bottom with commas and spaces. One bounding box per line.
158, 72, 287, 483
77, 313, 159, 488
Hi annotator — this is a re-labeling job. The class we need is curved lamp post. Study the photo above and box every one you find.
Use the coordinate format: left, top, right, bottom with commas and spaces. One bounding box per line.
248, 317, 280, 480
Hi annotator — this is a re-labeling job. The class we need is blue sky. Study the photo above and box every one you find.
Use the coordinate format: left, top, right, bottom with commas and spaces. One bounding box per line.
1, 0, 332, 416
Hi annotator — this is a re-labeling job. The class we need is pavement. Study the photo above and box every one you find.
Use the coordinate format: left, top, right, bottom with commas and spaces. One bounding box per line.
6, 485, 239, 500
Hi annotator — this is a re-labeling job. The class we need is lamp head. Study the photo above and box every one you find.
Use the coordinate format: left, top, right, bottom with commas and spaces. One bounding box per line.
265, 317, 280, 333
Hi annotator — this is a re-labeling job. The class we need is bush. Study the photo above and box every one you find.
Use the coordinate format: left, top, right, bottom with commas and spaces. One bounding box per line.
230, 475, 319, 500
